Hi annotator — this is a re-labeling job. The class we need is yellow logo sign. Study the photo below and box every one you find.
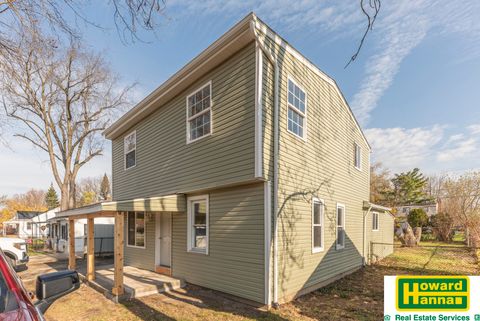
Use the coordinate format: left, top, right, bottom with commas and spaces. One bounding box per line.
396, 276, 469, 311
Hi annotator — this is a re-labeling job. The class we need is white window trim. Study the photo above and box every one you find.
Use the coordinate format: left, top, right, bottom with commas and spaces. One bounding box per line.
286, 76, 307, 141
336, 203, 346, 250
372, 212, 379, 231
126, 211, 146, 249
187, 194, 209, 255
186, 81, 213, 144
312, 197, 325, 253
124, 130, 136, 171
354, 143, 362, 171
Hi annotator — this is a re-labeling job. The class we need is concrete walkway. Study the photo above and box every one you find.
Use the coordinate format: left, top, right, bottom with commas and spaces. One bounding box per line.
19, 253, 184, 302
77, 265, 185, 301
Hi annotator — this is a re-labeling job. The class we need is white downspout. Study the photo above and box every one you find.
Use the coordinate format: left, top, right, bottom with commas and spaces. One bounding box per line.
250, 19, 280, 307
363, 205, 372, 266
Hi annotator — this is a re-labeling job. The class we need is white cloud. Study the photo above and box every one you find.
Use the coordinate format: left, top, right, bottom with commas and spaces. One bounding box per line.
351, 1, 480, 125
468, 124, 480, 135
365, 125, 444, 172
367, 123, 480, 173
437, 138, 476, 162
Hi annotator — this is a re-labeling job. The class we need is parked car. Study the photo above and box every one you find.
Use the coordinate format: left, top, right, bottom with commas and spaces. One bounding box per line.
0, 238, 29, 270
0, 248, 79, 320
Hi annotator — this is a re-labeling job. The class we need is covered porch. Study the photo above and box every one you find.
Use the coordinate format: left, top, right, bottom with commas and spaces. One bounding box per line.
56, 194, 186, 300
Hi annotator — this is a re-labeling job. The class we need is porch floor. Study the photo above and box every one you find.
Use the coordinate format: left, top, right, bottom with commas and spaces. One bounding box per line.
77, 265, 185, 300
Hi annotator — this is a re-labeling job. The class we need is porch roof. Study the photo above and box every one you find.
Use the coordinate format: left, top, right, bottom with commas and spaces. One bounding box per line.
56, 194, 186, 218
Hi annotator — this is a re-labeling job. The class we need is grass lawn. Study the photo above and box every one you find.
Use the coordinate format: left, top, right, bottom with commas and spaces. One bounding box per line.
20, 242, 478, 321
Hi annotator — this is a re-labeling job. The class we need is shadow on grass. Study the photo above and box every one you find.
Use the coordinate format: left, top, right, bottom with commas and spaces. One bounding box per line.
120, 285, 289, 321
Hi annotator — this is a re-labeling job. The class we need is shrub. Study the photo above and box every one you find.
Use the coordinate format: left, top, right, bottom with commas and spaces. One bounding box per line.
407, 208, 429, 228
431, 212, 454, 242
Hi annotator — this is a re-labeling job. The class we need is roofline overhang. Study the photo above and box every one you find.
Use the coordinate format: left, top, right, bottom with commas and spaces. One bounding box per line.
103, 12, 371, 149
104, 13, 256, 140
363, 201, 392, 212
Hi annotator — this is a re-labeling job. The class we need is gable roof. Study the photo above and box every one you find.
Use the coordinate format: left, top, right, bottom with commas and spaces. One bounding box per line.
104, 13, 370, 149
16, 211, 42, 220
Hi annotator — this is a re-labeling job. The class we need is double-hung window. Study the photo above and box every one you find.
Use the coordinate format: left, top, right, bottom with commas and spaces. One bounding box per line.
354, 143, 361, 170
312, 198, 324, 253
187, 195, 209, 254
124, 131, 136, 169
187, 82, 212, 143
336, 204, 346, 250
127, 212, 145, 248
372, 212, 379, 231
287, 79, 306, 139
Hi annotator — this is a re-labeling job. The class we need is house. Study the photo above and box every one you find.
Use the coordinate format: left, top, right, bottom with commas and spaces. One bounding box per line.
47, 209, 115, 256
395, 203, 438, 220
56, 13, 394, 306
3, 211, 43, 239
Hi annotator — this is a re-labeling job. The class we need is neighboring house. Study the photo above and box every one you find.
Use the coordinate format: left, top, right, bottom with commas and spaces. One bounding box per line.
47, 211, 114, 256
57, 13, 394, 306
395, 203, 438, 219
3, 211, 43, 239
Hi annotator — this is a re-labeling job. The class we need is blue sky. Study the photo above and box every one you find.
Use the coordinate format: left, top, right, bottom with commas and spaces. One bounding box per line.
1, 0, 480, 195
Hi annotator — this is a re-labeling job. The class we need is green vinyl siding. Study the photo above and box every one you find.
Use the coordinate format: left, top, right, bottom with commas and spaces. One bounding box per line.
261, 36, 372, 302
112, 42, 256, 201
367, 211, 394, 261
172, 183, 265, 303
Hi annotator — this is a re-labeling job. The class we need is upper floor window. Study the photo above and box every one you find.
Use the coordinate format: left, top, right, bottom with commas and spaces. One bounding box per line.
312, 198, 324, 253
336, 204, 345, 250
372, 212, 379, 231
187, 82, 212, 143
354, 143, 361, 170
287, 78, 306, 139
124, 131, 136, 170
187, 195, 209, 254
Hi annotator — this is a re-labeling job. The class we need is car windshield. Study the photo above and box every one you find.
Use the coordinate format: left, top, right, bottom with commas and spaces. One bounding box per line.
0, 262, 19, 314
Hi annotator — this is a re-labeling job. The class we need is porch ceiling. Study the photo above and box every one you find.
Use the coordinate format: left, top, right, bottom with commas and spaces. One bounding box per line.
55, 194, 186, 218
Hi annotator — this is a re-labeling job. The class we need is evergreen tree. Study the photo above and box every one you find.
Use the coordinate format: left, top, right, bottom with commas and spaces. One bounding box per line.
45, 184, 59, 209
391, 168, 432, 205
100, 174, 111, 201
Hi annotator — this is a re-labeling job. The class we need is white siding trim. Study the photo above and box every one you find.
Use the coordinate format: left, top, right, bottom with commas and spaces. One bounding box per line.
312, 197, 324, 253
255, 43, 264, 178
252, 18, 371, 150
187, 194, 209, 255
264, 181, 272, 305
336, 203, 346, 250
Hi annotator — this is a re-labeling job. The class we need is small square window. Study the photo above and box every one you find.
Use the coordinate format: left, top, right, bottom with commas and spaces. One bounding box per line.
336, 204, 346, 250
372, 212, 379, 231
354, 143, 361, 170
124, 131, 136, 170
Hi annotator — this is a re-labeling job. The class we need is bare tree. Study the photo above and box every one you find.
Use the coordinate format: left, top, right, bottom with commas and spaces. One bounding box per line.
442, 172, 480, 246
370, 162, 391, 205
76, 176, 102, 207
0, 28, 132, 210
0, 0, 167, 50
345, 0, 381, 68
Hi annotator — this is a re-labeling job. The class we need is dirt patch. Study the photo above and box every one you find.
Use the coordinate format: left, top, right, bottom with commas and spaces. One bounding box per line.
18, 244, 476, 321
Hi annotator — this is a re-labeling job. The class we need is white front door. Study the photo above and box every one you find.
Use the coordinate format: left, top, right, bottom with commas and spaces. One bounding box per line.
155, 213, 171, 268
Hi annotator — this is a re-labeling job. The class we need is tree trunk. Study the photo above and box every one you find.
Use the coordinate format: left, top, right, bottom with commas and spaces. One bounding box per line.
60, 186, 69, 211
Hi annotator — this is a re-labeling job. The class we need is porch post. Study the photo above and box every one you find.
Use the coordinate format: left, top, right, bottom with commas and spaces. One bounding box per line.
68, 219, 76, 270
112, 211, 124, 296
87, 217, 95, 281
